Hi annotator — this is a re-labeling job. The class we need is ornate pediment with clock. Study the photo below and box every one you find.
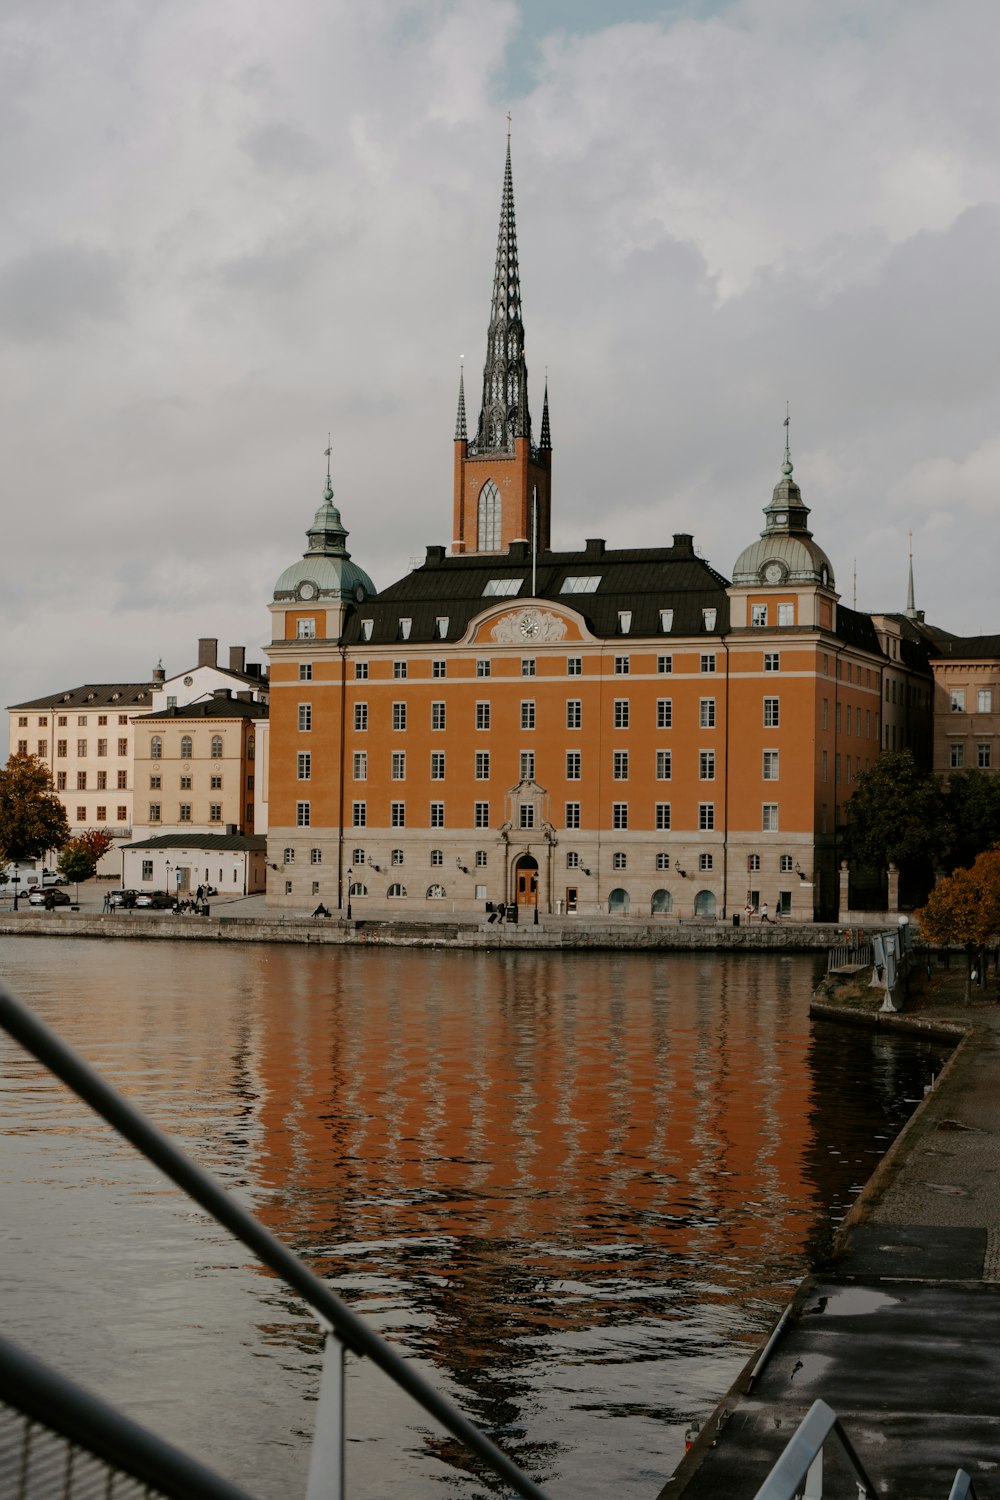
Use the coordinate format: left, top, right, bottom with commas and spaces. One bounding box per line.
488, 607, 570, 644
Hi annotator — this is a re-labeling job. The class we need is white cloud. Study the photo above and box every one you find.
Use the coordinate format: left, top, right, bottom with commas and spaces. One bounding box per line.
4, 0, 1000, 751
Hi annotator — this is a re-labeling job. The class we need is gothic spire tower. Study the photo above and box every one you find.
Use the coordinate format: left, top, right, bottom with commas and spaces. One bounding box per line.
452, 139, 552, 556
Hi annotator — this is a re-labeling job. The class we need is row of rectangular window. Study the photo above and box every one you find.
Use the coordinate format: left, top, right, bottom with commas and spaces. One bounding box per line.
149, 734, 236, 759
317, 697, 781, 733
950, 743, 993, 769
336, 748, 781, 782
147, 804, 226, 822
296, 649, 789, 684
950, 689, 995, 713
55, 770, 130, 791
41, 738, 131, 758
17, 714, 131, 727
342, 800, 779, 831
73, 807, 128, 822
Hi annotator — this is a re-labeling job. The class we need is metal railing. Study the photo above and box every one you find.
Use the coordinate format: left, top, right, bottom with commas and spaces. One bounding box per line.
827, 942, 873, 972
752, 1398, 977, 1500
0, 1336, 257, 1500
0, 981, 554, 1500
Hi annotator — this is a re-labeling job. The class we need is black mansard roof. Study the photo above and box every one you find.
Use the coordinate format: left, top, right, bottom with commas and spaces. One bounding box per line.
344, 535, 733, 646
9, 682, 155, 712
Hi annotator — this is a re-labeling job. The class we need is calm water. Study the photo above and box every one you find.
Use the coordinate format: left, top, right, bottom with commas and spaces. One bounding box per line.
0, 939, 946, 1498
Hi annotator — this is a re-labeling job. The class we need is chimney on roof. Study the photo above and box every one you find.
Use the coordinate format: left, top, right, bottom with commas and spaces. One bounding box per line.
584, 538, 606, 559
672, 533, 695, 554
236, 690, 253, 702
212, 688, 231, 700
229, 646, 245, 674
198, 638, 218, 669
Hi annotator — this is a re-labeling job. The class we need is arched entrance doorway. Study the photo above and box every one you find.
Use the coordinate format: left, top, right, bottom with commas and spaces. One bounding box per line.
514, 853, 539, 908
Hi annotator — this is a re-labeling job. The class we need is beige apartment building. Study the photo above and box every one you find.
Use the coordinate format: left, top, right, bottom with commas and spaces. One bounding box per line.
131, 693, 267, 837
8, 681, 156, 843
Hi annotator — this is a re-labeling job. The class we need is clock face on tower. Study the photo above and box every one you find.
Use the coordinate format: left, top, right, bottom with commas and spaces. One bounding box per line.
764, 563, 783, 584
518, 609, 540, 639
298, 581, 317, 600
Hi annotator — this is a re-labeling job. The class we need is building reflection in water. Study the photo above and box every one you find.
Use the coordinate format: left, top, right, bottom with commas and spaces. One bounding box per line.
0, 942, 945, 1499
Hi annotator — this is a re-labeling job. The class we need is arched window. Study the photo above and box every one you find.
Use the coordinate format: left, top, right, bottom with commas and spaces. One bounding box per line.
211, 735, 223, 759
387, 883, 407, 899
651, 889, 673, 915
694, 889, 717, 918
180, 735, 193, 759
608, 888, 630, 915
349, 881, 367, 897
477, 480, 501, 551
426, 884, 446, 899
150, 736, 162, 760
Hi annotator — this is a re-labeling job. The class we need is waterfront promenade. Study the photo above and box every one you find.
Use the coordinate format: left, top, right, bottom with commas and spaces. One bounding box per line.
0, 885, 853, 950
663, 967, 1000, 1499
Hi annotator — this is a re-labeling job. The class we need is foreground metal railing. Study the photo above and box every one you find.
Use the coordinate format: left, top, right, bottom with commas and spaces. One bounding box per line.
752, 1398, 977, 1500
0, 981, 553, 1500
0, 1336, 256, 1500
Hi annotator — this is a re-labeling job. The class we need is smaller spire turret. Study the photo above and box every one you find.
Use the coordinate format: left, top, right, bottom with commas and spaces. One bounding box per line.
905, 530, 917, 618
539, 375, 551, 451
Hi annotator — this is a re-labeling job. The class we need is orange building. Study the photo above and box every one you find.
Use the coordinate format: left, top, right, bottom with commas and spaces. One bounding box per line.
264, 146, 925, 922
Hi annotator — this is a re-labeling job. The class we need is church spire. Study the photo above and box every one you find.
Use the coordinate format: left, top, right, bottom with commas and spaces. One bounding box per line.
539, 375, 551, 450
471, 139, 531, 453
905, 531, 918, 619
455, 362, 467, 441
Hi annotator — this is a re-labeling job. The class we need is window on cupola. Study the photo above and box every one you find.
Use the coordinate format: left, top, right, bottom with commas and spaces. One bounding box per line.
477, 481, 502, 550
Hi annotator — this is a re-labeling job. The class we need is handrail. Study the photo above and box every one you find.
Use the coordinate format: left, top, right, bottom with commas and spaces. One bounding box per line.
0, 981, 554, 1500
0, 1334, 258, 1500
753, 1398, 977, 1500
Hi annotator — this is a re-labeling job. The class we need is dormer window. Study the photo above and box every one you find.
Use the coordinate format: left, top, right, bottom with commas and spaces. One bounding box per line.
435, 616, 449, 639
398, 618, 412, 640
617, 611, 632, 634
659, 610, 674, 633
362, 620, 374, 640
702, 608, 717, 631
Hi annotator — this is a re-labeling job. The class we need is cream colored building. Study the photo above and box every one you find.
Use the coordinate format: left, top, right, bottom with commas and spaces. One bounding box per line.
930, 637, 1000, 776
8, 681, 156, 848
131, 693, 267, 837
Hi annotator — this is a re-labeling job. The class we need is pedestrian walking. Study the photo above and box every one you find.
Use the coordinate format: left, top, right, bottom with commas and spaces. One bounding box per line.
760, 902, 771, 923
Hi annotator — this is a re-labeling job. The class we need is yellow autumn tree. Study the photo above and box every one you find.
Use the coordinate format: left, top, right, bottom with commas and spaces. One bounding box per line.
918, 847, 1000, 1000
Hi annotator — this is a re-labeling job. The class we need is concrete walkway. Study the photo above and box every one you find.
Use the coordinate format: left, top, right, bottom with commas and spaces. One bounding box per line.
662, 969, 1000, 1499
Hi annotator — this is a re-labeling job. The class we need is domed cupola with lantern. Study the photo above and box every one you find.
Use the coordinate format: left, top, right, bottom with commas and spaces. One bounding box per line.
729, 417, 838, 632
269, 451, 376, 645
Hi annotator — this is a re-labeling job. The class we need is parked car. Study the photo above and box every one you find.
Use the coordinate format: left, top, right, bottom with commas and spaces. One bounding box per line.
28, 888, 71, 907
108, 889, 138, 909
134, 892, 175, 909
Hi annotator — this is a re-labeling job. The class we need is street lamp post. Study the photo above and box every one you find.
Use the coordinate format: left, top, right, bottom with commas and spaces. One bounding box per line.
346, 868, 353, 922
11, 873, 21, 911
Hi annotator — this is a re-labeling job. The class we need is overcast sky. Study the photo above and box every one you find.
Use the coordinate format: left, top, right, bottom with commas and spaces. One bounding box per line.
4, 0, 1000, 757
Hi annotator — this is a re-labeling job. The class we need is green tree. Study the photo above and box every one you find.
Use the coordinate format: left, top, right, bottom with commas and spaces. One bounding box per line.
57, 829, 114, 900
918, 847, 1000, 1000
945, 769, 1000, 872
843, 750, 952, 874
0, 754, 70, 866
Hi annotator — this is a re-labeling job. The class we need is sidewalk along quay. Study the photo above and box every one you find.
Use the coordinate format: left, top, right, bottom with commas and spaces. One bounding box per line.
0, 884, 878, 950
661, 960, 1000, 1500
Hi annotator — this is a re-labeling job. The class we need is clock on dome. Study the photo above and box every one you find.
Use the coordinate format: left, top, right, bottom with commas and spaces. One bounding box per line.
763, 562, 783, 584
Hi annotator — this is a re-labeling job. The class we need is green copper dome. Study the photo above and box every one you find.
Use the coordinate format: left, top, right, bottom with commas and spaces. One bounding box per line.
273, 479, 376, 603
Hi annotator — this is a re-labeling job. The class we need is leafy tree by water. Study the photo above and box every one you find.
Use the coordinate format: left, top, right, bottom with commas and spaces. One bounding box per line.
918, 848, 1000, 1001
945, 769, 1000, 872
843, 750, 952, 874
0, 754, 70, 865
58, 829, 113, 897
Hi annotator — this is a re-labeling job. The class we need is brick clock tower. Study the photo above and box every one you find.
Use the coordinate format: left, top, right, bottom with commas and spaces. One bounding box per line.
452, 141, 552, 555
